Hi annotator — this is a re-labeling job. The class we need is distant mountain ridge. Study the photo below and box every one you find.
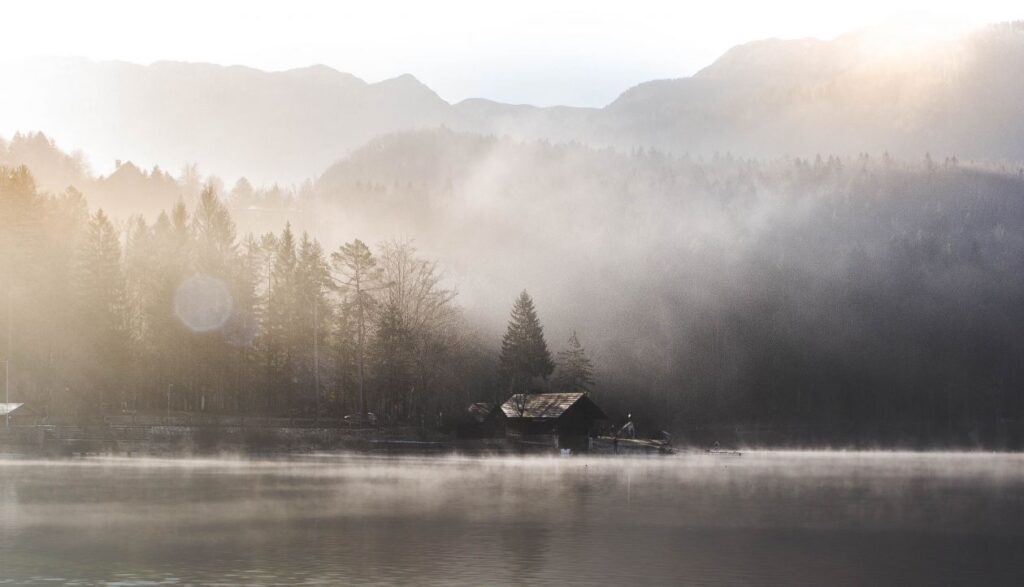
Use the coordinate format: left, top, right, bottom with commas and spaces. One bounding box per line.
1, 21, 1022, 182
0, 57, 454, 182
600, 23, 1024, 158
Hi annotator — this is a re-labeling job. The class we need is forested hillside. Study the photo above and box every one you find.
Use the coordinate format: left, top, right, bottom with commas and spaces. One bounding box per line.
4, 128, 1024, 446
316, 130, 1024, 446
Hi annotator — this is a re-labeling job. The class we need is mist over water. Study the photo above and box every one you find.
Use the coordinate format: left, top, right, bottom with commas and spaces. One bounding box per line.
1, 453, 1023, 585
4, 24, 1024, 442
4, 12, 1024, 586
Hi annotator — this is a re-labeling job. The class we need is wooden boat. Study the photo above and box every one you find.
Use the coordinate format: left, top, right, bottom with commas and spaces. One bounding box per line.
593, 436, 675, 455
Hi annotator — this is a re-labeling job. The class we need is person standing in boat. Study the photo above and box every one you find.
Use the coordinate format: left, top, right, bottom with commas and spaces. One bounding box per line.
619, 414, 635, 439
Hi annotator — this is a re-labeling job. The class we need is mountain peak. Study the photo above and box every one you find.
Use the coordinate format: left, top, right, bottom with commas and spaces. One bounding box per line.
370, 73, 448, 106
376, 73, 427, 89
281, 64, 366, 86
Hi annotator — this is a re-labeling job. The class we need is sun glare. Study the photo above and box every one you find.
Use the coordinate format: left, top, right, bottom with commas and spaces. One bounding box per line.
852, 16, 975, 61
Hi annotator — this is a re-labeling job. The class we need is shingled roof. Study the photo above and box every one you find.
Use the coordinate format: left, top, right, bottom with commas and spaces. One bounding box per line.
0, 403, 24, 416
467, 402, 495, 423
500, 392, 606, 420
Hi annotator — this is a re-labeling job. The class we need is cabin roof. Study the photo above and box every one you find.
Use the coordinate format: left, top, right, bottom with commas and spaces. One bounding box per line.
500, 392, 606, 420
467, 402, 495, 423
0, 403, 25, 416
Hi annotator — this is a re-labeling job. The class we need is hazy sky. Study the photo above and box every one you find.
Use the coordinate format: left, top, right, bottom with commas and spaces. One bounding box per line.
3, 1, 1020, 106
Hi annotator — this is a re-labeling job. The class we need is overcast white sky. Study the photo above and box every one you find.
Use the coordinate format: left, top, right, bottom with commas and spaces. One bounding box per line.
2, 1, 1020, 107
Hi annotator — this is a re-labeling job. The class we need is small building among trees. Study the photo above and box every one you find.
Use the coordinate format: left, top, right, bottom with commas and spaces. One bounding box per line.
455, 402, 506, 439
0, 403, 41, 426
500, 392, 606, 452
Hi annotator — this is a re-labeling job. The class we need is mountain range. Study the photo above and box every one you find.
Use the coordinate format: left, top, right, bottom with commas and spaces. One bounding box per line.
1, 21, 1022, 183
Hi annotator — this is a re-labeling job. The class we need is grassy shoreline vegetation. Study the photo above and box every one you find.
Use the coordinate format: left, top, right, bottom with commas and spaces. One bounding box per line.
3, 130, 1024, 449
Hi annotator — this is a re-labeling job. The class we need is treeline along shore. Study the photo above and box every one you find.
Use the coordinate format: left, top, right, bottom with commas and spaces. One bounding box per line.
0, 163, 492, 430
3, 130, 1024, 449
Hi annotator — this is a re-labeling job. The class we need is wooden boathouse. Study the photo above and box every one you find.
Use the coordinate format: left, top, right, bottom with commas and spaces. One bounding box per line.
499, 392, 606, 452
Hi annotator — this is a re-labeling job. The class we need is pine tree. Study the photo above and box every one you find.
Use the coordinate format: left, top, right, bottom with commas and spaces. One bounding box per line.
554, 331, 595, 393
498, 290, 553, 396
74, 209, 129, 412
266, 223, 300, 412
145, 207, 191, 413
38, 187, 88, 416
189, 186, 240, 412
191, 185, 236, 275
0, 166, 43, 293
1, 166, 74, 418
296, 232, 332, 417
221, 234, 263, 411
373, 301, 413, 422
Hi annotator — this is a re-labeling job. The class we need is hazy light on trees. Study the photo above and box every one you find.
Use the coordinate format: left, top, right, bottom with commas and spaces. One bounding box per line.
174, 275, 233, 333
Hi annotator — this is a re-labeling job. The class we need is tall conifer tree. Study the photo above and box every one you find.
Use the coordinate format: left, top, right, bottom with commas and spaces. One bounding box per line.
75, 209, 128, 411
554, 331, 595, 393
498, 290, 553, 395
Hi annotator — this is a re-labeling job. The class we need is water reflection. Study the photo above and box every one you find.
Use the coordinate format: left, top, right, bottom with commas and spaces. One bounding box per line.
0, 452, 1022, 585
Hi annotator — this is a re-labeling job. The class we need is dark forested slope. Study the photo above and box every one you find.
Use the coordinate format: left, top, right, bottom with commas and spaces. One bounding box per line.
4, 126, 1024, 446
316, 130, 1024, 446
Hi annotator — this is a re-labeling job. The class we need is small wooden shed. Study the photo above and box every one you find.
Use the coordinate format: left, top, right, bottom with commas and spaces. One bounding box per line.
455, 402, 506, 439
0, 403, 40, 425
500, 392, 607, 452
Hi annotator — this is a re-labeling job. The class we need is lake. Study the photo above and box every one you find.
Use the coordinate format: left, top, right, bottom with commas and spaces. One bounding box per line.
1, 452, 1023, 585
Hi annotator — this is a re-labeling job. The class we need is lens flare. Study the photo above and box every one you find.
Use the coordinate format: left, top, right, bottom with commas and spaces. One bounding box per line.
174, 275, 233, 332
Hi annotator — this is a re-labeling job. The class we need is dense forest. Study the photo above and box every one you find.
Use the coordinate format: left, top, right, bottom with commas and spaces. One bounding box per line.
4, 129, 1024, 447
0, 165, 502, 426
314, 131, 1024, 448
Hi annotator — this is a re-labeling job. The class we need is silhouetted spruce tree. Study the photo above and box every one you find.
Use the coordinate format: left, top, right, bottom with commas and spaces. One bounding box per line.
498, 290, 554, 396
554, 331, 595, 393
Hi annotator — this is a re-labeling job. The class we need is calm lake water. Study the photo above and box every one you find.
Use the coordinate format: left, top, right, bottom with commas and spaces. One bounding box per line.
1, 452, 1023, 586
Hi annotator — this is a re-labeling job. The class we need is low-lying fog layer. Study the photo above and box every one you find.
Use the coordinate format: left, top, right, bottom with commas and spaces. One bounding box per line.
1, 453, 1022, 585
6, 131, 1024, 446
